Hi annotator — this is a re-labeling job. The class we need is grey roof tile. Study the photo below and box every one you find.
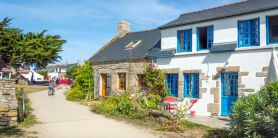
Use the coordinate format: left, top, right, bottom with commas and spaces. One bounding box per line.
160, 0, 278, 29
89, 29, 161, 63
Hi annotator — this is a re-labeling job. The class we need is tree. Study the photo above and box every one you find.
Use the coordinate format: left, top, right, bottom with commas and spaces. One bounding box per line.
0, 17, 66, 70
37, 70, 48, 78
65, 65, 80, 79
66, 61, 94, 101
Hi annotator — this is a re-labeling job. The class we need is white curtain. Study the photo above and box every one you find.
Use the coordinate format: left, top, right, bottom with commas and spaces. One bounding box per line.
266, 48, 278, 84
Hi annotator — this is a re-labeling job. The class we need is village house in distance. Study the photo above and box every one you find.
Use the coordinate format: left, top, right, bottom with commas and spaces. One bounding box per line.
89, 21, 161, 99
90, 0, 278, 117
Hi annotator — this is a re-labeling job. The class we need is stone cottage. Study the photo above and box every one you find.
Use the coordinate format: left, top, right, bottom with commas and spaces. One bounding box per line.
89, 21, 160, 99
148, 0, 278, 116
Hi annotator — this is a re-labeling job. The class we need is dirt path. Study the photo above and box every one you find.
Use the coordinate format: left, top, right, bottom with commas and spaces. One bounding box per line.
27, 88, 159, 138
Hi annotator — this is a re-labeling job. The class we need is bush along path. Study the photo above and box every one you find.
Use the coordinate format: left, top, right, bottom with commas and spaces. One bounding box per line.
26, 88, 158, 138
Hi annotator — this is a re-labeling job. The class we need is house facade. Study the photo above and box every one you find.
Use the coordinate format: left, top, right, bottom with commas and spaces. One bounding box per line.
149, 0, 278, 116
89, 21, 160, 99
45, 63, 78, 79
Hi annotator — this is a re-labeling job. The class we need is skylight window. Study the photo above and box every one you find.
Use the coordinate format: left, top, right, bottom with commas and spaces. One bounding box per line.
125, 40, 141, 49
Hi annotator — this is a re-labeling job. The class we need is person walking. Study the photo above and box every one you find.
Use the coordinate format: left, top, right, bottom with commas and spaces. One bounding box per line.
48, 81, 55, 96
55, 77, 60, 89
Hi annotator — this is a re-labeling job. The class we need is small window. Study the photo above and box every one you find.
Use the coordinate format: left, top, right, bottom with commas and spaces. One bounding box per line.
184, 73, 199, 98
125, 40, 141, 49
166, 74, 178, 97
197, 26, 213, 50
238, 19, 260, 47
2, 73, 10, 79
118, 73, 126, 90
267, 15, 278, 44
137, 74, 147, 88
177, 29, 192, 52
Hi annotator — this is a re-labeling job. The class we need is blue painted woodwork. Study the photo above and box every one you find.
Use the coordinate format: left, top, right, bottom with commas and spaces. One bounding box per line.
177, 29, 192, 53
184, 73, 199, 98
197, 26, 214, 51
238, 18, 260, 47
221, 72, 238, 116
166, 74, 178, 97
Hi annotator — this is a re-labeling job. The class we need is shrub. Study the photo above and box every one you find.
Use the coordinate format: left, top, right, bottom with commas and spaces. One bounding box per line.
145, 64, 169, 101
91, 93, 138, 115
230, 81, 278, 137
139, 94, 161, 110
66, 61, 94, 101
66, 88, 86, 101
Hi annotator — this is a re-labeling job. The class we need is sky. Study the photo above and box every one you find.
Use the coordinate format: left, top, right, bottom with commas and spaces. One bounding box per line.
0, 0, 240, 64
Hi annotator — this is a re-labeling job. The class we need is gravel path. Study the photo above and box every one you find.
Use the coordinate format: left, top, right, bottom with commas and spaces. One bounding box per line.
27, 89, 159, 138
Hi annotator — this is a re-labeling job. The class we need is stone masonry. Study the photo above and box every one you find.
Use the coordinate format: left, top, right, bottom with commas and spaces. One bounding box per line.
0, 79, 18, 128
94, 60, 150, 99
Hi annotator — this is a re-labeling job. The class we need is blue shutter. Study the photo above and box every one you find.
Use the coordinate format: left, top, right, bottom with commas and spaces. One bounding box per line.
251, 19, 260, 46
177, 31, 181, 53
238, 21, 249, 47
167, 74, 178, 97
186, 29, 192, 52
207, 26, 213, 49
192, 74, 199, 98
266, 16, 270, 45
197, 28, 200, 51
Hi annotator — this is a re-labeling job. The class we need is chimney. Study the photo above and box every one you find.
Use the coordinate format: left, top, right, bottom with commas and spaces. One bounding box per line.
118, 20, 130, 37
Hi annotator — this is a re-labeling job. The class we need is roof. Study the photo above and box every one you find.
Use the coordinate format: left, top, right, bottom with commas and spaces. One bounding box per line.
160, 0, 278, 29
146, 46, 176, 59
45, 63, 77, 72
89, 29, 161, 63
210, 42, 237, 53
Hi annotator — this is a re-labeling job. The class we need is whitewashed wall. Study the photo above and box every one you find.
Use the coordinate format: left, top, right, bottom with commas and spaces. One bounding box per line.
161, 9, 278, 51
158, 8, 278, 116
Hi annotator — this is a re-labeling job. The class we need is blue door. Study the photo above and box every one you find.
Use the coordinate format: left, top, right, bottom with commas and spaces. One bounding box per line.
184, 73, 199, 98
166, 74, 178, 97
221, 72, 238, 116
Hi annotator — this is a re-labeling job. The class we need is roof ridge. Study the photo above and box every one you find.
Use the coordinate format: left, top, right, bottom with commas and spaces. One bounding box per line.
126, 28, 159, 34
180, 0, 251, 17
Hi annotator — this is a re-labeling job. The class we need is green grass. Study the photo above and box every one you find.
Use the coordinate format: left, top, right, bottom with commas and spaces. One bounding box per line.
16, 85, 48, 93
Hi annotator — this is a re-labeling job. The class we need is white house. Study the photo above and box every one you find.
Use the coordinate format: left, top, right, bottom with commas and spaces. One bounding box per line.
19, 70, 44, 82
148, 0, 278, 116
45, 63, 78, 79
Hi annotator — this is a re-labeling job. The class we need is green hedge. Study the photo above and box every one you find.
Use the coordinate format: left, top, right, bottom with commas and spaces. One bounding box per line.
230, 81, 278, 137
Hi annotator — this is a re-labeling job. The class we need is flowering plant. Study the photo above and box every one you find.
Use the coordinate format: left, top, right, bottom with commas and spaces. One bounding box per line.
145, 64, 169, 101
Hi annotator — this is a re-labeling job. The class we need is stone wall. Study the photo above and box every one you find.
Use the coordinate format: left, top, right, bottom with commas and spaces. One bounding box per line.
0, 79, 18, 128
93, 60, 149, 98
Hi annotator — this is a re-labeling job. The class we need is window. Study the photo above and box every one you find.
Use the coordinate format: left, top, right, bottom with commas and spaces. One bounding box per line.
137, 74, 147, 88
221, 72, 238, 97
125, 40, 142, 49
166, 74, 178, 97
184, 73, 199, 98
267, 15, 278, 44
118, 73, 126, 90
197, 26, 213, 50
238, 19, 260, 47
177, 29, 192, 52
2, 73, 10, 79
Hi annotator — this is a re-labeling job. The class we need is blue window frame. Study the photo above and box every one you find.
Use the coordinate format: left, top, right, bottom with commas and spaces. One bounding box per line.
221, 72, 238, 116
266, 16, 278, 45
238, 18, 260, 47
177, 29, 192, 52
166, 74, 178, 97
197, 26, 214, 51
184, 73, 199, 98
